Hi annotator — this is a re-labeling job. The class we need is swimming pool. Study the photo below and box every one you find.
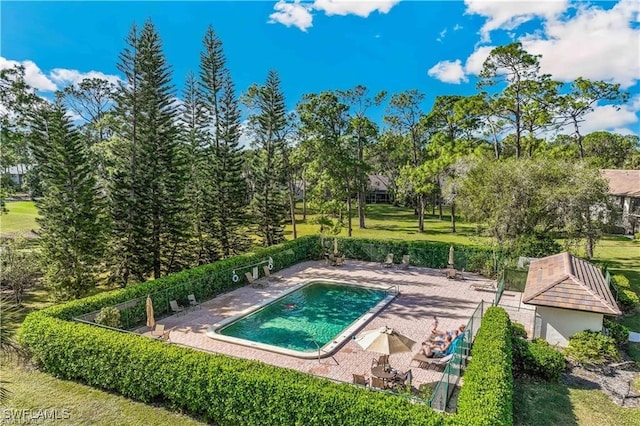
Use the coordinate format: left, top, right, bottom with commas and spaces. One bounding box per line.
207, 280, 397, 358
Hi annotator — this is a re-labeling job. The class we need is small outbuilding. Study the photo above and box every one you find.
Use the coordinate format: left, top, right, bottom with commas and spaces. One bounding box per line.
523, 252, 621, 347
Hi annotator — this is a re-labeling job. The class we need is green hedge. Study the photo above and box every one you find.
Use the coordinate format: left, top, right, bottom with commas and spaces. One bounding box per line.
512, 338, 565, 382
333, 237, 499, 276
64, 236, 321, 327
452, 307, 513, 426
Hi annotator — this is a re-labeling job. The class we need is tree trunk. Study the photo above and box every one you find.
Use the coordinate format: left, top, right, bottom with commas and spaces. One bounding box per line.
346, 184, 353, 237
358, 188, 366, 229
451, 201, 456, 233
586, 235, 594, 259
288, 180, 297, 239
418, 194, 425, 233
302, 180, 307, 221
574, 118, 585, 159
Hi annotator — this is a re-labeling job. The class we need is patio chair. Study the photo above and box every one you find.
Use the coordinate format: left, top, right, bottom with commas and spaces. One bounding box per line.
326, 253, 338, 266
335, 255, 345, 266
398, 255, 410, 270
370, 377, 387, 390
392, 369, 413, 388
447, 268, 457, 280
352, 374, 369, 387
371, 355, 390, 370
170, 300, 185, 316
187, 294, 200, 309
382, 253, 394, 268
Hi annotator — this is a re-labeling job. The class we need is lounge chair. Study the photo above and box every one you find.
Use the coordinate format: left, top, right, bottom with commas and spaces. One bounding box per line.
262, 265, 283, 282
398, 255, 410, 270
335, 255, 345, 266
170, 300, 185, 316
411, 353, 453, 369
447, 268, 457, 279
187, 294, 200, 309
352, 374, 369, 387
382, 253, 394, 268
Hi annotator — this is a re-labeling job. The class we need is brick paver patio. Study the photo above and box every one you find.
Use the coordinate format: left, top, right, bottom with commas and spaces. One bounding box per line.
143, 260, 533, 392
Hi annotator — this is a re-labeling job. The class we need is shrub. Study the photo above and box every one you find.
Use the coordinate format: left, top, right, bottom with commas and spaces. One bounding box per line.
564, 330, 620, 365
511, 233, 562, 258
94, 306, 121, 328
618, 289, 640, 311
603, 318, 630, 347
613, 274, 630, 289
454, 307, 513, 426
510, 322, 527, 339
512, 337, 565, 382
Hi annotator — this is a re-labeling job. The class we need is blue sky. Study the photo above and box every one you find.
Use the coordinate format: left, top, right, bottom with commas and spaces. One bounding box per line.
2, 1, 639, 136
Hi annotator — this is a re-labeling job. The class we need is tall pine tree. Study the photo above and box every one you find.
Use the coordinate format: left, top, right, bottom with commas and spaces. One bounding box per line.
30, 99, 107, 299
244, 70, 289, 246
199, 26, 249, 257
180, 71, 215, 264
111, 20, 188, 283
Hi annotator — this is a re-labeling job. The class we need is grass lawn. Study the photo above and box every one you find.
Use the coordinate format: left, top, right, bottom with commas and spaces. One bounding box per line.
513, 380, 640, 426
285, 203, 484, 245
0, 200, 39, 237
0, 361, 204, 426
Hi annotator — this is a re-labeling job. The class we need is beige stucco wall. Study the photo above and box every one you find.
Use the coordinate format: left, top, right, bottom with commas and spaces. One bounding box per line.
534, 306, 603, 347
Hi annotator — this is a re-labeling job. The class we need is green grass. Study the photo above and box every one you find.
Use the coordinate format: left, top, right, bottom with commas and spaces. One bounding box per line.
0, 361, 204, 425
285, 203, 483, 245
0, 200, 39, 237
514, 380, 640, 426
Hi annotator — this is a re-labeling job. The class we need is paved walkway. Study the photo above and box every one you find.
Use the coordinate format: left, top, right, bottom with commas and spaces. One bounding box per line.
141, 260, 522, 391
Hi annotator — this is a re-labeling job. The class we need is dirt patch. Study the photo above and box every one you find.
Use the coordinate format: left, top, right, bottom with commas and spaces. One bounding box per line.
562, 362, 640, 408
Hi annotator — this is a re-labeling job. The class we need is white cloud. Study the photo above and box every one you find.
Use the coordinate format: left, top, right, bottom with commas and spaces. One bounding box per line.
580, 95, 640, 134
453, 24, 463, 31
427, 60, 468, 84
520, 0, 640, 88
464, 0, 569, 42
269, 0, 400, 31
0, 56, 57, 92
437, 28, 447, 42
269, 1, 314, 31
50, 68, 121, 86
463, 45, 495, 75
314, 0, 400, 17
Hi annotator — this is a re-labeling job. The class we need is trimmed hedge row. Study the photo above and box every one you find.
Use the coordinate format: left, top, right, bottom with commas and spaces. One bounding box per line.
51, 236, 321, 323
334, 237, 499, 276
19, 313, 443, 425
452, 307, 513, 426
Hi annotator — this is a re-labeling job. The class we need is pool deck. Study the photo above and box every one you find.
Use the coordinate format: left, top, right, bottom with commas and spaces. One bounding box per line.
142, 260, 534, 391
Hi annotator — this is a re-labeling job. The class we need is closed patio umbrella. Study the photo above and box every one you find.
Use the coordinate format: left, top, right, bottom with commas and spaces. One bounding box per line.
448, 245, 455, 267
146, 295, 155, 328
355, 326, 416, 355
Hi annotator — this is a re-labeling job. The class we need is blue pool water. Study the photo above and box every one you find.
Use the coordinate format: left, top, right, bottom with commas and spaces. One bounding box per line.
219, 281, 387, 352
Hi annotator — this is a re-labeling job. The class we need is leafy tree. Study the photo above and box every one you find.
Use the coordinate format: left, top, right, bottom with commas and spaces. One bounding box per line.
111, 20, 189, 283
297, 91, 358, 236
339, 85, 386, 229
243, 70, 289, 246
384, 90, 429, 231
582, 131, 639, 168
199, 26, 249, 256
30, 99, 108, 299
557, 78, 629, 159
478, 42, 543, 158
458, 157, 613, 256
0, 237, 41, 305
0, 295, 27, 402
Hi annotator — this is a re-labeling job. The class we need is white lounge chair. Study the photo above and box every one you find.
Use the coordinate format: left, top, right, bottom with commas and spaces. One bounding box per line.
170, 300, 184, 316
382, 253, 394, 268
187, 294, 200, 309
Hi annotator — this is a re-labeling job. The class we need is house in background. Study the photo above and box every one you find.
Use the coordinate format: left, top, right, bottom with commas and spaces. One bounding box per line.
366, 174, 391, 204
523, 252, 621, 347
3, 164, 30, 187
601, 169, 640, 234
